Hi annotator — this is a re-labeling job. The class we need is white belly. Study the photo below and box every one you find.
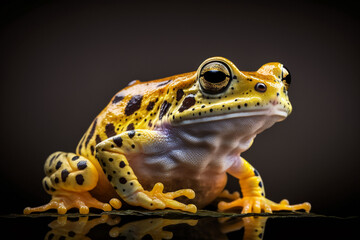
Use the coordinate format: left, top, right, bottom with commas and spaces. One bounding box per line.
128, 114, 282, 207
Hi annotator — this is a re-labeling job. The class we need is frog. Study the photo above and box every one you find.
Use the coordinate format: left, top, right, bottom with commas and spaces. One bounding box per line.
24, 57, 311, 215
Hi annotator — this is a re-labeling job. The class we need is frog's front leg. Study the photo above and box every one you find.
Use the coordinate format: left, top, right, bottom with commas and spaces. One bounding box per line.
218, 157, 311, 213
95, 130, 197, 213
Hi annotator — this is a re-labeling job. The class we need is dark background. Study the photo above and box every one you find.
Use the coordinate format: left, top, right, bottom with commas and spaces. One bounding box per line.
0, 0, 359, 217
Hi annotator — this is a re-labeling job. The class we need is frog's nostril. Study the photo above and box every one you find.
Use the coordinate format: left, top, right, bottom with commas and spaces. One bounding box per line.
254, 83, 267, 93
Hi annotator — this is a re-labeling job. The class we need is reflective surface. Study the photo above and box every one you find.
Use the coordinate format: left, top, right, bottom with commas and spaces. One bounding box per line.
1, 210, 358, 240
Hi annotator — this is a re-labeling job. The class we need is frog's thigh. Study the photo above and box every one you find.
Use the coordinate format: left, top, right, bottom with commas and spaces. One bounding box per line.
24, 152, 112, 214
43, 152, 99, 193
95, 130, 196, 213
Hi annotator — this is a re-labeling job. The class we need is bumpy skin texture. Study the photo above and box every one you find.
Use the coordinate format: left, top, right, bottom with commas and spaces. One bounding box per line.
24, 57, 310, 214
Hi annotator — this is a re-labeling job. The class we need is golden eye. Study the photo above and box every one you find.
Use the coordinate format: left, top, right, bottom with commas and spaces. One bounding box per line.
199, 62, 232, 94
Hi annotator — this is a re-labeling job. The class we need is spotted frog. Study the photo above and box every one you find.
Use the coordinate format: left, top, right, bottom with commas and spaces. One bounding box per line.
24, 57, 311, 214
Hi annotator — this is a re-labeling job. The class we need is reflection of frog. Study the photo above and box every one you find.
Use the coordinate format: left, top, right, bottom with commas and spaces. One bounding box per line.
24, 57, 310, 215
45, 215, 120, 240
109, 218, 198, 239
44, 214, 267, 240
220, 216, 268, 240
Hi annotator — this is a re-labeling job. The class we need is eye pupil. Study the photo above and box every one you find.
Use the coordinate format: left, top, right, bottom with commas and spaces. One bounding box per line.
255, 83, 267, 92
203, 70, 227, 83
199, 61, 232, 94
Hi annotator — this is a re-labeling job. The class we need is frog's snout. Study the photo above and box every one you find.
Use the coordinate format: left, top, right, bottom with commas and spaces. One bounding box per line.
270, 99, 280, 106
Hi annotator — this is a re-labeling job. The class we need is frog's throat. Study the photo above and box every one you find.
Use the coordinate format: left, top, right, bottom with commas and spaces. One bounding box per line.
174, 107, 288, 126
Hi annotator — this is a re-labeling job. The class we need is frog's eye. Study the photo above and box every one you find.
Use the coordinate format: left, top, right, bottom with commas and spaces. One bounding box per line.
254, 82, 267, 93
282, 66, 291, 89
199, 62, 232, 94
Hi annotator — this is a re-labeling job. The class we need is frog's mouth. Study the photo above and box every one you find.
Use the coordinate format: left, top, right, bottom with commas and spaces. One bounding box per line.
174, 107, 288, 126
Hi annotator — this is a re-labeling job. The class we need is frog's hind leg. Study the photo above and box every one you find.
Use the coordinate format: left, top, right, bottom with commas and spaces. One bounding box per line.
24, 152, 113, 214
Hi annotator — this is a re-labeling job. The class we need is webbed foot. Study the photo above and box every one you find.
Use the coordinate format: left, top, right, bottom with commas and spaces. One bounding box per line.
218, 197, 311, 214
126, 183, 197, 213
24, 191, 114, 214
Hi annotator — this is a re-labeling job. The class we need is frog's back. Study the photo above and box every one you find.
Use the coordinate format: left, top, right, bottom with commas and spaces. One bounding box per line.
76, 71, 196, 159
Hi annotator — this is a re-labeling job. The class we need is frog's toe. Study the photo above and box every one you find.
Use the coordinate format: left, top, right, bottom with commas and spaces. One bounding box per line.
157, 184, 195, 200
109, 198, 122, 209
270, 199, 311, 213
24, 201, 59, 214
218, 197, 311, 214
128, 183, 197, 213
218, 190, 241, 201
24, 191, 113, 215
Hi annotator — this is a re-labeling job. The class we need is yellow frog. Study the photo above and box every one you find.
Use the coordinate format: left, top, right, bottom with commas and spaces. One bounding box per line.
24, 57, 311, 214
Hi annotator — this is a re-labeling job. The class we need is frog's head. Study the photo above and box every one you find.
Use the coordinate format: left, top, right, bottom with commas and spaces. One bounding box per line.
170, 57, 292, 126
